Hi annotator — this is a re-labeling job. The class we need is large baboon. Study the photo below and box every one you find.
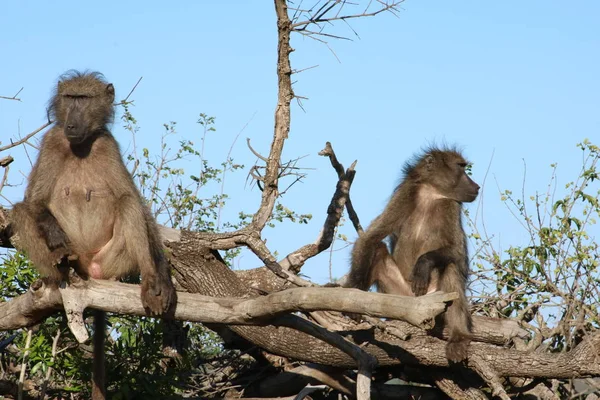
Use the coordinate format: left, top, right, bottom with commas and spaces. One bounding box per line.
346, 147, 479, 362
10, 71, 175, 399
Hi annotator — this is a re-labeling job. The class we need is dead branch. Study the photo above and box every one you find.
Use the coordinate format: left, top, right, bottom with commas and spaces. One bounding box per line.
0, 122, 52, 153
291, 1, 404, 35
278, 153, 356, 273
433, 374, 488, 400
0, 278, 454, 333
246, 138, 268, 162
1, 208, 600, 388
147, 142, 356, 285
0, 156, 13, 194
0, 156, 13, 168
251, 0, 294, 231
0, 87, 23, 102
319, 141, 363, 232
470, 354, 511, 400
119, 76, 143, 104
162, 228, 600, 380
262, 364, 354, 396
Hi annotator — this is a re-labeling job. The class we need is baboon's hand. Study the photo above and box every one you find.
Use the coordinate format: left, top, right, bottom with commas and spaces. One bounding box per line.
411, 253, 436, 296
141, 274, 175, 315
410, 274, 429, 296
43, 225, 70, 252
36, 210, 70, 251
410, 262, 431, 296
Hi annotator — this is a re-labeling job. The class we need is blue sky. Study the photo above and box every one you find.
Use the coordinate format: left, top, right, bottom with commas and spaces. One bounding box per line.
1, 2, 599, 284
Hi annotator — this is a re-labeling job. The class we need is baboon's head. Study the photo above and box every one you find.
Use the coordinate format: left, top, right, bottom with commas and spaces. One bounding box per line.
49, 71, 115, 145
407, 147, 480, 203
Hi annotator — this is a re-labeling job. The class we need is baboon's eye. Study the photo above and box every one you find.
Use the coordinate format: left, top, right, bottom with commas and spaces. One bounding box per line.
64, 95, 90, 99
457, 162, 467, 168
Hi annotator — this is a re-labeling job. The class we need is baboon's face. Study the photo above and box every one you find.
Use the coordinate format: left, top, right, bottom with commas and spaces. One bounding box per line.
427, 152, 480, 203
452, 164, 479, 203
56, 81, 115, 145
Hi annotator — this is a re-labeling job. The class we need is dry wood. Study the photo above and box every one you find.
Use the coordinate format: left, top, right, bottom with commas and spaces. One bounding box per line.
1, 208, 598, 383
0, 277, 453, 333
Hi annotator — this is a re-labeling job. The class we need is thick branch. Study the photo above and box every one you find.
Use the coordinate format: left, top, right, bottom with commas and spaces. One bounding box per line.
2, 210, 598, 382
0, 280, 452, 331
166, 237, 600, 379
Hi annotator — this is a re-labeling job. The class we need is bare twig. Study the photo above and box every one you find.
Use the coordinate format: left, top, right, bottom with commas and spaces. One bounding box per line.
40, 329, 61, 399
292, 1, 404, 33
120, 76, 143, 104
0, 122, 52, 153
246, 138, 269, 162
0, 87, 23, 101
18, 328, 33, 400
292, 64, 319, 74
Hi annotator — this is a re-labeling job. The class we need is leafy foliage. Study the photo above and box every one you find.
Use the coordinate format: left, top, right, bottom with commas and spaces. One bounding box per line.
469, 140, 600, 355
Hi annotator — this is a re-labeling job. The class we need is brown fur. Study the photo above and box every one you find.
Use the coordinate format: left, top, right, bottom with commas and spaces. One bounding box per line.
346, 147, 479, 362
10, 71, 175, 399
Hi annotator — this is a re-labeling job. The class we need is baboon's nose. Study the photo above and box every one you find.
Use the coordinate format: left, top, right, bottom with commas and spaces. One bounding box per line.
67, 124, 75, 130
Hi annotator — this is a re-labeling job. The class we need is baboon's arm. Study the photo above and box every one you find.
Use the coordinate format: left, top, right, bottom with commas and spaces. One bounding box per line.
411, 205, 465, 296
411, 247, 461, 296
347, 185, 413, 290
23, 130, 64, 204
98, 137, 155, 275
24, 130, 71, 249
372, 242, 413, 295
9, 129, 70, 279
98, 135, 174, 314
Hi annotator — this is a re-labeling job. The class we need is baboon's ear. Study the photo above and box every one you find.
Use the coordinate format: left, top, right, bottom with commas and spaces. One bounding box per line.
425, 154, 435, 170
106, 84, 115, 101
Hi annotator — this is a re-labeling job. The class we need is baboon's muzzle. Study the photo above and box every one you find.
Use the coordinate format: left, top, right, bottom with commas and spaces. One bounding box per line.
64, 106, 87, 144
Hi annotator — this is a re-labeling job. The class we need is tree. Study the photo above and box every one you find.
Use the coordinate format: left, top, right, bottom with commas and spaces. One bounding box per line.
1, 1, 599, 399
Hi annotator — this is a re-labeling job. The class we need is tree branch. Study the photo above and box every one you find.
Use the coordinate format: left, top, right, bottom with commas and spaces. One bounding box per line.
0, 87, 23, 102
0, 122, 52, 153
0, 279, 454, 332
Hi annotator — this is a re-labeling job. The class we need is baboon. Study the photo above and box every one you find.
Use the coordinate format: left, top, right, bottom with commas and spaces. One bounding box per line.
10, 71, 175, 399
346, 147, 479, 362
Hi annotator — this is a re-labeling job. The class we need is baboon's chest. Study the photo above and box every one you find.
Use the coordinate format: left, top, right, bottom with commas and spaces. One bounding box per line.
394, 201, 448, 268
404, 202, 445, 241
48, 158, 117, 252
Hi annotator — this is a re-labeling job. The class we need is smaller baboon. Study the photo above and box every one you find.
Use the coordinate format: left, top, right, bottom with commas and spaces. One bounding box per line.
346, 147, 479, 362
10, 71, 175, 400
